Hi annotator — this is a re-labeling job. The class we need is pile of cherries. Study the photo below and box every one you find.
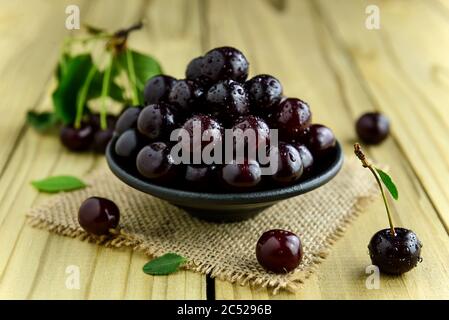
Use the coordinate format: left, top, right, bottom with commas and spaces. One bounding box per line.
60, 113, 117, 153
112, 46, 337, 191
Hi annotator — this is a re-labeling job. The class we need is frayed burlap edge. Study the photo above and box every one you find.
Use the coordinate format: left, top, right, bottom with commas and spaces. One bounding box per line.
26, 190, 377, 294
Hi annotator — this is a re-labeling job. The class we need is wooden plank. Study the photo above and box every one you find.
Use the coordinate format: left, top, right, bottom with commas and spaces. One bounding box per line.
208, 0, 449, 299
1, 0, 449, 300
0, 0, 88, 173
315, 0, 449, 230
0, 0, 206, 299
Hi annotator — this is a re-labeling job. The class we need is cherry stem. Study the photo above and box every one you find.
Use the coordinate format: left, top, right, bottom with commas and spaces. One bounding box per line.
126, 48, 140, 105
354, 143, 396, 236
100, 54, 113, 130
114, 22, 143, 38
74, 64, 97, 129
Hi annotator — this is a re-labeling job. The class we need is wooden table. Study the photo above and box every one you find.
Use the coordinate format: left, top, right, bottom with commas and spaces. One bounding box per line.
1, 0, 449, 300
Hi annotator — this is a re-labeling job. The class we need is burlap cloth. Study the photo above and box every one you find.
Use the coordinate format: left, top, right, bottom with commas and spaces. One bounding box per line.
27, 157, 378, 293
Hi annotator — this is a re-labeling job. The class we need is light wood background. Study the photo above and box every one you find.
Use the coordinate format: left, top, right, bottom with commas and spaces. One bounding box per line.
1, 0, 449, 299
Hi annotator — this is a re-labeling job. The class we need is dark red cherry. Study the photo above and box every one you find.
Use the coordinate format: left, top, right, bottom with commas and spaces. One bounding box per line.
232, 115, 270, 154
306, 124, 336, 158
201, 46, 249, 84
78, 197, 120, 236
60, 123, 94, 151
256, 229, 303, 273
271, 142, 303, 185
115, 107, 141, 134
89, 113, 117, 132
89, 113, 117, 153
356, 112, 390, 145
205, 80, 250, 123
186, 57, 206, 84
368, 228, 422, 275
293, 144, 314, 176
137, 103, 176, 141
274, 98, 312, 143
184, 164, 217, 189
180, 114, 222, 154
143, 75, 176, 104
168, 79, 204, 113
115, 129, 143, 158
92, 128, 114, 153
246, 74, 283, 111
221, 159, 262, 190
136, 142, 177, 181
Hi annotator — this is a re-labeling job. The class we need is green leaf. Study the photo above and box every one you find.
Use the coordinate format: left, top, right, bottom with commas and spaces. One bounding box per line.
52, 54, 102, 124
143, 253, 186, 276
90, 58, 125, 103
31, 175, 87, 193
375, 168, 399, 200
117, 50, 162, 102
26, 111, 59, 132
56, 53, 70, 81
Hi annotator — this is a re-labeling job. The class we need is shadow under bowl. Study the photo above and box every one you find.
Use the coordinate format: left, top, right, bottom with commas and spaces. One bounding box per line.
106, 138, 344, 222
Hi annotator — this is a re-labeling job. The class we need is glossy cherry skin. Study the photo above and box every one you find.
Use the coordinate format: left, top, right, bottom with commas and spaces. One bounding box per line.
271, 142, 303, 185
221, 159, 262, 190
200, 46, 249, 84
60, 123, 94, 151
89, 113, 117, 131
180, 114, 223, 154
274, 98, 312, 143
92, 128, 114, 153
115, 107, 141, 134
143, 75, 176, 104
368, 228, 422, 275
136, 142, 177, 181
246, 74, 283, 111
356, 112, 390, 145
232, 115, 270, 155
88, 113, 117, 153
115, 129, 143, 158
168, 79, 204, 113
184, 164, 218, 189
137, 103, 176, 141
205, 80, 250, 123
293, 144, 314, 176
186, 57, 207, 84
256, 229, 303, 273
78, 197, 120, 236
306, 124, 336, 158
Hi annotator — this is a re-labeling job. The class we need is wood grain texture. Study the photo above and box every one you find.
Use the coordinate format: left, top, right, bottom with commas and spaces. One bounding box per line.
0, 0, 87, 172
206, 0, 449, 299
0, 0, 206, 299
0, 0, 448, 299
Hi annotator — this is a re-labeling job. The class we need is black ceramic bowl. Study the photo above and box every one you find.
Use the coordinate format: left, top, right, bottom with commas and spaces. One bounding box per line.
106, 138, 344, 222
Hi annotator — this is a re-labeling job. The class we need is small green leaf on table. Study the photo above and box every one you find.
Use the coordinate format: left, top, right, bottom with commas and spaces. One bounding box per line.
375, 168, 399, 200
31, 175, 87, 193
143, 253, 187, 276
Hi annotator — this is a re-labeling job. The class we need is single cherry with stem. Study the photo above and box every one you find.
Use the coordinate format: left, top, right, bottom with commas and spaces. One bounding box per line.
354, 143, 422, 275
354, 143, 395, 236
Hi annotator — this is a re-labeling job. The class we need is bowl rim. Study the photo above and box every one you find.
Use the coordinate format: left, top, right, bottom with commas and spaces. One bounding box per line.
106, 138, 344, 205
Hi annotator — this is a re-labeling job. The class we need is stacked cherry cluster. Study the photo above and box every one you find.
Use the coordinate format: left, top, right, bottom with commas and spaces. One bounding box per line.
113, 46, 337, 191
